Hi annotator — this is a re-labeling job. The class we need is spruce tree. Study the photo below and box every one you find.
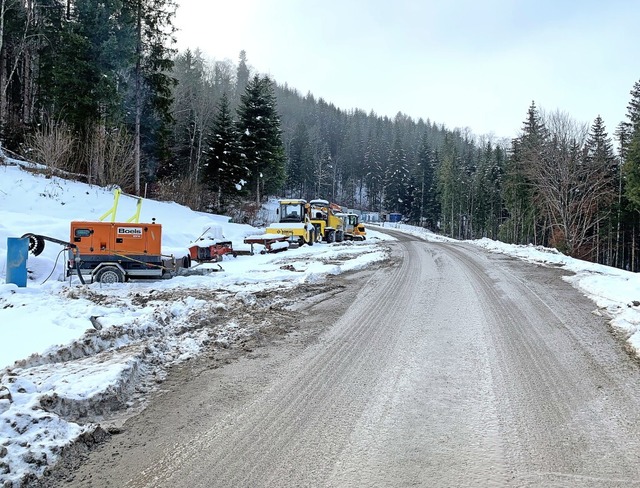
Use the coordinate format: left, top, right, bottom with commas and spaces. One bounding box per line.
203, 92, 244, 212
385, 134, 410, 214
437, 134, 463, 237
585, 115, 616, 170
623, 80, 640, 211
170, 48, 215, 183
37, 0, 136, 132
129, 0, 177, 192
583, 115, 617, 260
236, 75, 286, 203
624, 135, 640, 209
235, 50, 250, 106
627, 80, 640, 128
286, 121, 314, 197
504, 101, 547, 244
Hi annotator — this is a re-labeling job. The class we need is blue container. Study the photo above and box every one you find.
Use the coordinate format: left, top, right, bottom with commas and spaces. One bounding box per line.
389, 213, 402, 223
6, 237, 28, 287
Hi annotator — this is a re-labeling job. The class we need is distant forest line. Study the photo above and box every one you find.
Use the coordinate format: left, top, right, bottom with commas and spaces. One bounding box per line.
0, 1, 639, 270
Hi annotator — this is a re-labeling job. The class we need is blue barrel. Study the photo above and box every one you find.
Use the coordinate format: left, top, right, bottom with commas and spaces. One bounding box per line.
6, 237, 28, 287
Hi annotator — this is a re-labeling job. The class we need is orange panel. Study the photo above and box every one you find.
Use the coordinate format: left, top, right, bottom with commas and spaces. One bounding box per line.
70, 221, 162, 256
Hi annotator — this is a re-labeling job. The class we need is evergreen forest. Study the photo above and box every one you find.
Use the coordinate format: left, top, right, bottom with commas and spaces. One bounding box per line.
1, 1, 640, 270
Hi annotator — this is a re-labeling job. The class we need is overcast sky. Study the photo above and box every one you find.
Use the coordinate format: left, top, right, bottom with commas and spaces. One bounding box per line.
174, 0, 639, 141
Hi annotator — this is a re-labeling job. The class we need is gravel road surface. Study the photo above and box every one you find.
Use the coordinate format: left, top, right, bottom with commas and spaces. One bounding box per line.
48, 230, 640, 487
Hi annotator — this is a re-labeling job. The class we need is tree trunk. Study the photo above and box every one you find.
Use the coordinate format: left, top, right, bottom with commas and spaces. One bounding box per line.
0, 0, 6, 132
633, 222, 636, 273
133, 0, 142, 195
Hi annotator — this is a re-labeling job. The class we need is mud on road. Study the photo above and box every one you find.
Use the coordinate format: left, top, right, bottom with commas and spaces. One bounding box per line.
33, 255, 393, 488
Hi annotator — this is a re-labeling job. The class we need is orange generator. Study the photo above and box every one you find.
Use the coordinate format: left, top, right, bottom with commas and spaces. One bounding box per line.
67, 220, 166, 283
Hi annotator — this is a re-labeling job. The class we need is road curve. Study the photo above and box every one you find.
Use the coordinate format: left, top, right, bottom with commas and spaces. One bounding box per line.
57, 230, 640, 488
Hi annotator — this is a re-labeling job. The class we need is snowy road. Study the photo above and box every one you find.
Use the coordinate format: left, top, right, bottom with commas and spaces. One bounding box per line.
52, 230, 640, 487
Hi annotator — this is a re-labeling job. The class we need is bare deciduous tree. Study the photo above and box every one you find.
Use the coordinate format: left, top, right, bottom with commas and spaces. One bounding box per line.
527, 110, 615, 257
153, 177, 202, 209
83, 124, 135, 190
24, 117, 74, 174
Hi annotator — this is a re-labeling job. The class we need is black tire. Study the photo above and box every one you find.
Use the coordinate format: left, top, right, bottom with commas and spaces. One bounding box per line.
336, 231, 344, 243
328, 230, 336, 243
308, 229, 314, 246
182, 255, 191, 268
95, 266, 125, 284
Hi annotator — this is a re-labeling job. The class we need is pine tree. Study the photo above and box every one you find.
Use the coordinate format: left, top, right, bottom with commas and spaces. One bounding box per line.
504, 101, 547, 244
384, 133, 410, 214
37, 0, 136, 132
414, 132, 438, 228
312, 142, 333, 199
286, 121, 313, 197
437, 134, 463, 237
627, 80, 640, 128
624, 135, 640, 209
584, 115, 617, 260
585, 115, 616, 170
236, 75, 286, 203
235, 50, 250, 106
622, 79, 640, 270
129, 0, 178, 193
202, 92, 244, 212
472, 141, 504, 239
623, 80, 640, 211
363, 128, 387, 212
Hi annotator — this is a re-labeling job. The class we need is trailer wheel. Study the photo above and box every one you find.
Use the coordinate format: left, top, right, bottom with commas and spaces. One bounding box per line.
95, 266, 125, 284
182, 255, 192, 268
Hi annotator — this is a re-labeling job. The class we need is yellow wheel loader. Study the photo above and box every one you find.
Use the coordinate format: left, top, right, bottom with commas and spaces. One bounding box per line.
265, 199, 316, 246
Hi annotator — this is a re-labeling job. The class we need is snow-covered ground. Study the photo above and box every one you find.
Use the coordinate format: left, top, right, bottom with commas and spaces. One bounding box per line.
1, 160, 639, 486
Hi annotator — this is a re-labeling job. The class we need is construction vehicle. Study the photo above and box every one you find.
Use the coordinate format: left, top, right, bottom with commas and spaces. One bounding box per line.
342, 213, 367, 241
309, 199, 345, 243
265, 198, 316, 246
19, 189, 189, 284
